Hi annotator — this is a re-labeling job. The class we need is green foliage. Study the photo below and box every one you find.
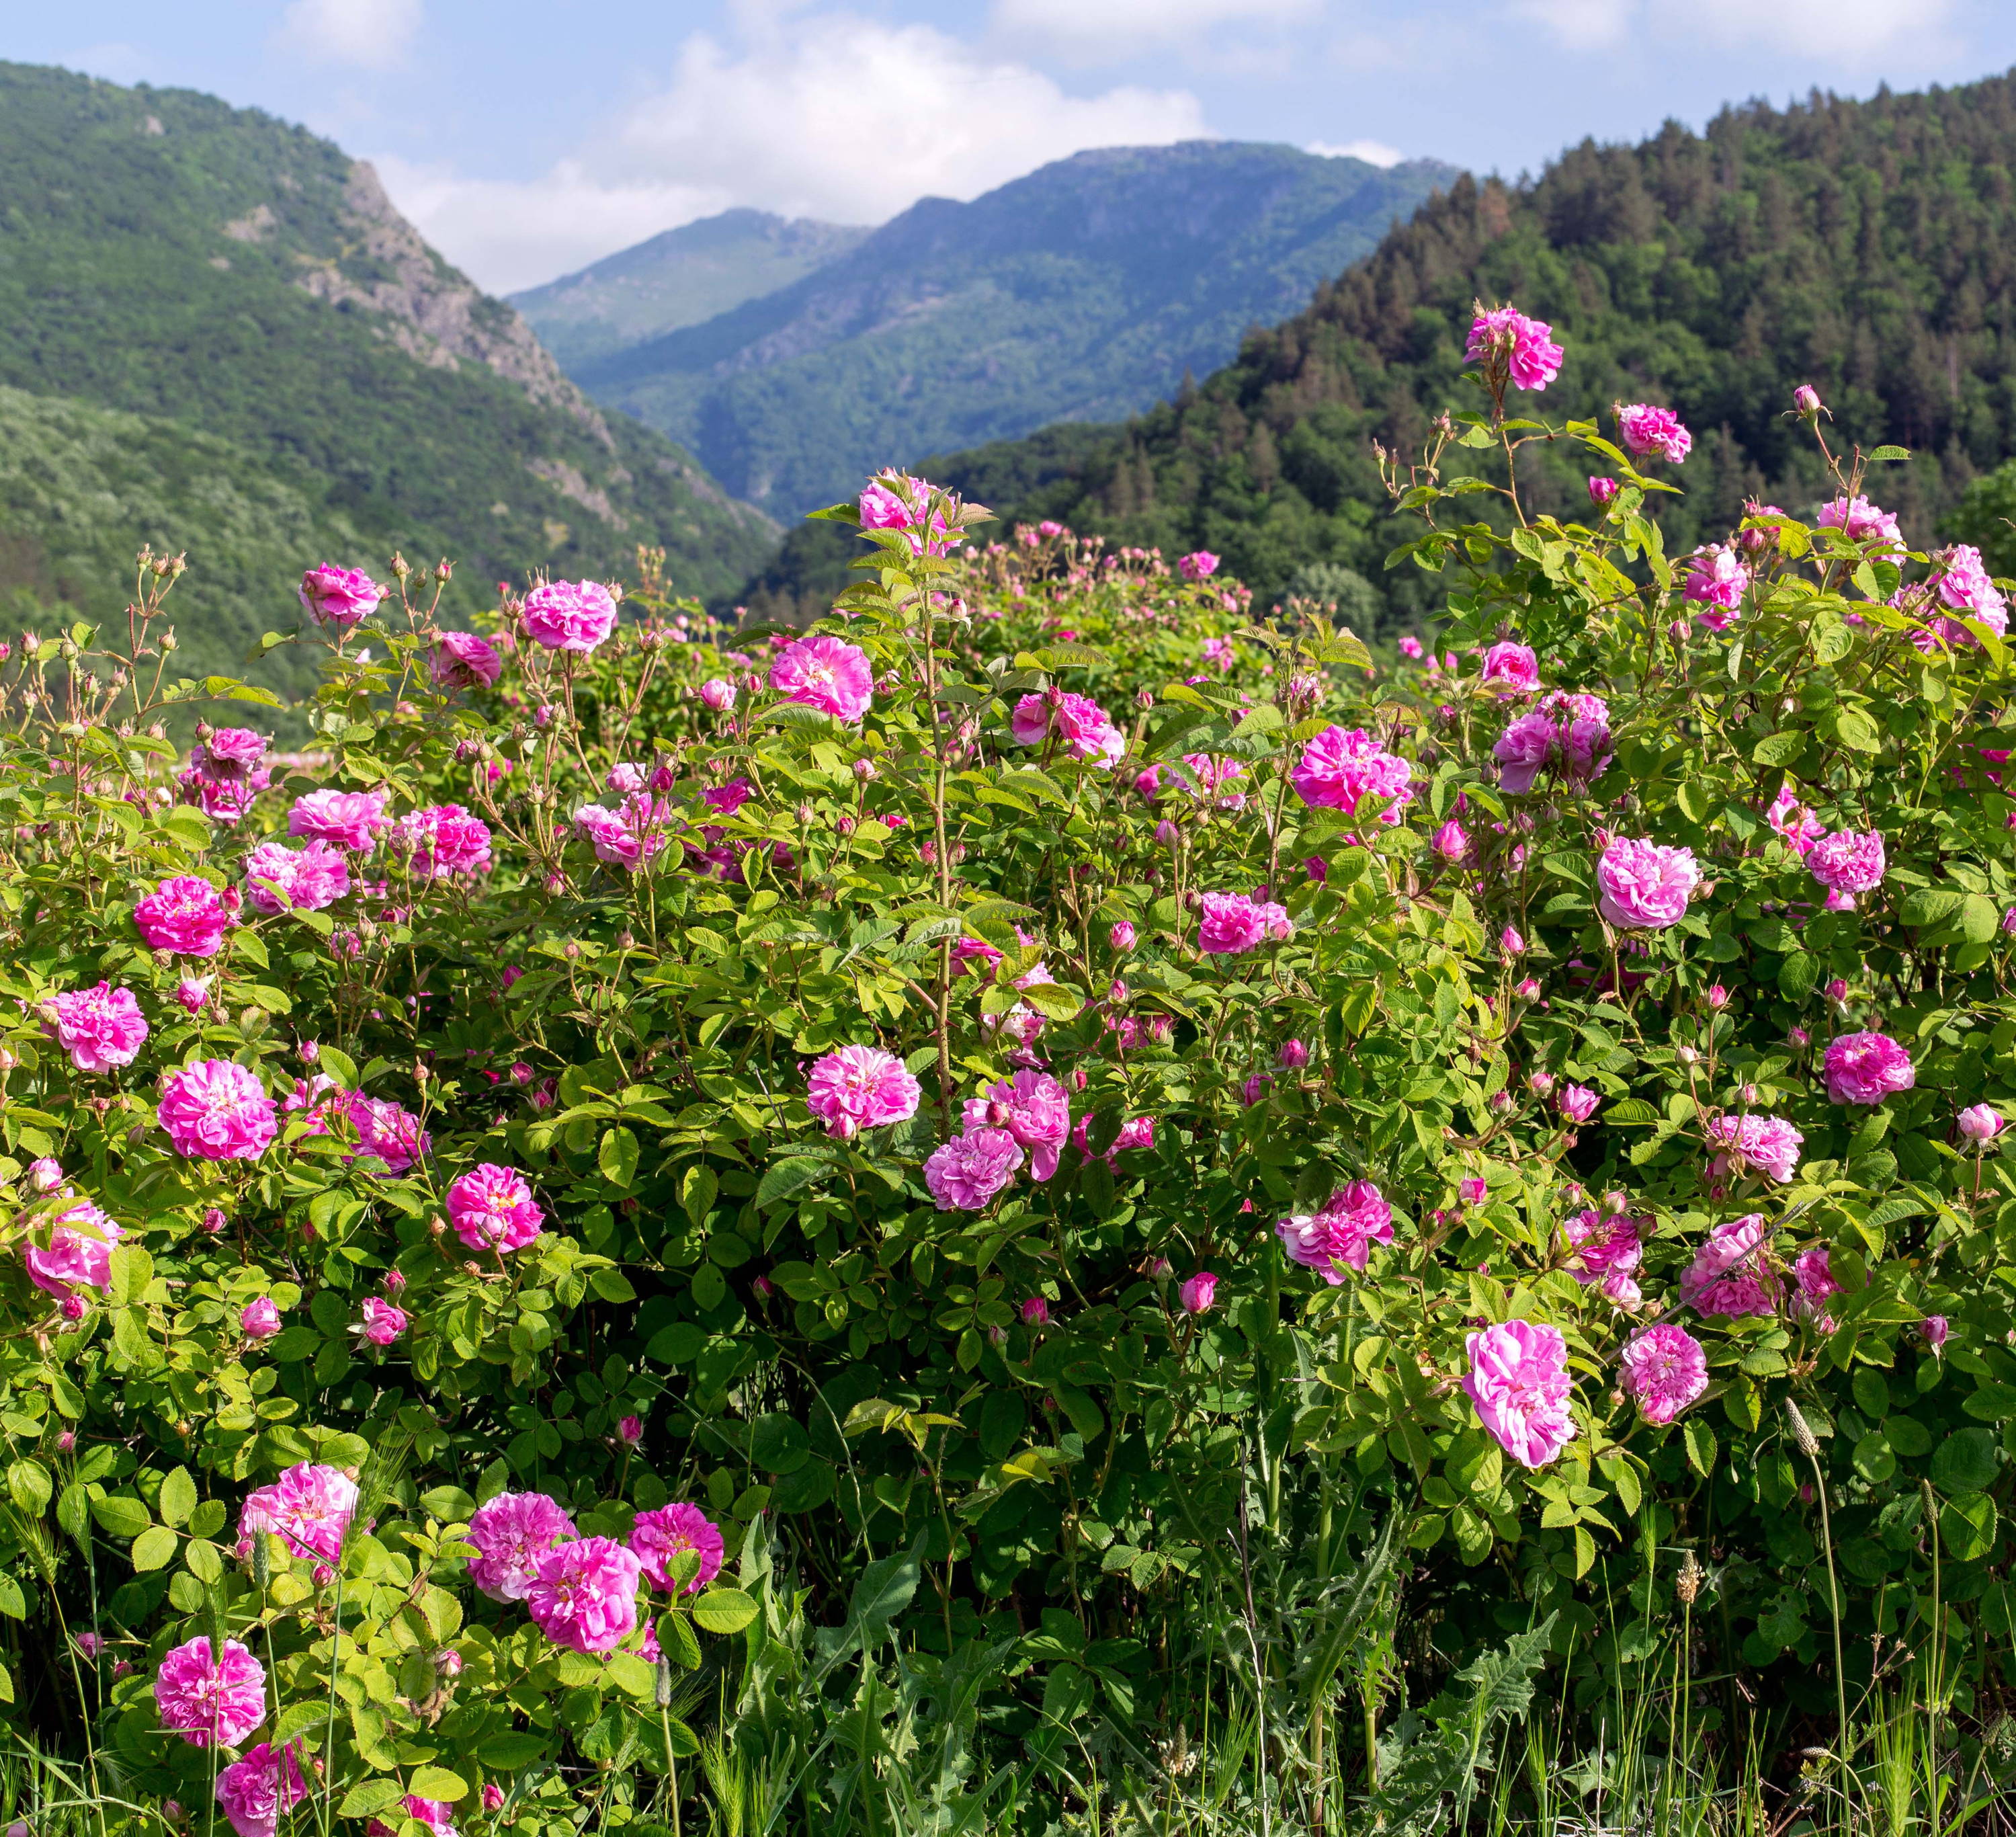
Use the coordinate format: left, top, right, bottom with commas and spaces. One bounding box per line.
0, 61, 775, 689
566, 143, 1455, 518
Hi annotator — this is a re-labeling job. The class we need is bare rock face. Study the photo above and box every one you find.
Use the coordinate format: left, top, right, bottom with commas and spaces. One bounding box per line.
292, 163, 616, 448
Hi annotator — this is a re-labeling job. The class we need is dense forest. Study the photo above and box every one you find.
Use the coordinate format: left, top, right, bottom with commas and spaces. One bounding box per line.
751, 73, 2016, 628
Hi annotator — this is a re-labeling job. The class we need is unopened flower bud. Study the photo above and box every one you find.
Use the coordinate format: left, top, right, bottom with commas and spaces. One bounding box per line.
1792, 384, 1822, 416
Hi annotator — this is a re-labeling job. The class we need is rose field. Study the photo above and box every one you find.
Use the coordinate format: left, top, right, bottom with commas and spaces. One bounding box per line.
3, 316, 2016, 1836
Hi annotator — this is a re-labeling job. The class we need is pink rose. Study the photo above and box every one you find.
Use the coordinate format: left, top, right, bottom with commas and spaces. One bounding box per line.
1816, 495, 1903, 555
1616, 403, 1692, 463
1109, 921, 1136, 951
22, 1200, 122, 1299
158, 1061, 276, 1161
1178, 551, 1220, 580
1679, 1215, 1778, 1318
1493, 691, 1611, 794
214, 1742, 306, 1837
1433, 819, 1469, 862
298, 565, 384, 629
630, 1502, 724, 1595
446, 1164, 544, 1254
1806, 829, 1884, 910
1595, 837, 1699, 930
923, 1127, 1024, 1211
288, 788, 392, 854
1823, 1032, 1915, 1105
1179, 1271, 1220, 1314
1477, 642, 1541, 694
243, 840, 350, 915
1556, 1084, 1601, 1124
155, 1636, 266, 1748
962, 1069, 1070, 1181
1276, 1181, 1393, 1283
392, 804, 491, 879
806, 1046, 922, 1140
522, 580, 619, 653
1020, 1295, 1051, 1326
433, 630, 503, 688
238, 1463, 358, 1564
1466, 306, 1564, 391
527, 1537, 643, 1654
468, 1492, 578, 1602
1463, 1321, 1575, 1469
1765, 782, 1825, 853
1588, 477, 1620, 505
1792, 1245, 1843, 1326
1560, 1208, 1644, 1303
357, 1297, 406, 1345
1198, 891, 1288, 954
1922, 1315, 1950, 1352
239, 1298, 282, 1340
1706, 1114, 1803, 1185
1683, 544, 1751, 624
769, 635, 873, 722
134, 876, 232, 957
1959, 1104, 2004, 1143
47, 983, 148, 1073
1290, 725, 1414, 822
1620, 1324, 1708, 1426
699, 677, 737, 712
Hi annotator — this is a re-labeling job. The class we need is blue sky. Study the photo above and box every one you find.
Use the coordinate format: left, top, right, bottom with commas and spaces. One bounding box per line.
13, 0, 2016, 292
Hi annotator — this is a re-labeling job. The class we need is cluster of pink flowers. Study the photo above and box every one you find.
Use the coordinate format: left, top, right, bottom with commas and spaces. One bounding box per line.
575, 792, 681, 870
1620, 1324, 1708, 1425
153, 1635, 267, 1748
1559, 1207, 1644, 1305
859, 473, 959, 555
238, 1461, 358, 1564
159, 1060, 278, 1161
243, 840, 350, 914
1816, 494, 1904, 555
1493, 691, 1611, 794
1595, 837, 1699, 930
1682, 544, 1751, 626
392, 804, 492, 880
1465, 307, 1564, 392
1766, 781, 1825, 853
1922, 544, 2011, 647
134, 875, 233, 957
1198, 891, 1292, 955
806, 1045, 922, 1140
1706, 1112, 1804, 1184
299, 564, 384, 629
1464, 1321, 1575, 1468
962, 1070, 1070, 1180
289, 787, 392, 854
214, 1742, 307, 1837
1290, 725, 1415, 823
522, 579, 619, 653
770, 634, 873, 722
446, 1164, 544, 1254
1679, 1215, 1777, 1317
179, 727, 272, 823
1276, 1182, 1394, 1282
1805, 828, 1885, 910
1823, 1031, 1915, 1105
46, 982, 148, 1073
1012, 691, 1124, 764
1616, 403, 1691, 464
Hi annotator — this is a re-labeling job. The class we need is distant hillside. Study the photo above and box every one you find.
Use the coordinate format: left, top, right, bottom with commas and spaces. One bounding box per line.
906, 74, 2016, 626
0, 62, 776, 690
512, 210, 872, 369
564, 141, 1458, 518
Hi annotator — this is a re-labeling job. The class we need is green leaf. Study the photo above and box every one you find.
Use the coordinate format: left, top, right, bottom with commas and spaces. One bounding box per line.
480, 1732, 549, 1768
6, 1460, 51, 1514
691, 1586, 759, 1635
407, 1766, 468, 1803
597, 1126, 639, 1189
91, 1494, 151, 1539
1932, 1427, 1999, 1494
157, 1467, 198, 1528
0, 1573, 27, 1619
339, 1782, 407, 1818
1964, 1383, 2016, 1422
604, 1651, 657, 1698
1940, 1492, 1999, 1562
755, 1158, 827, 1209
130, 1525, 179, 1571
681, 1164, 718, 1229
1833, 707, 1882, 753
1867, 444, 1911, 461
844, 1543, 922, 1647
1683, 1418, 1717, 1477
106, 1245, 153, 1309
1751, 731, 1808, 767
658, 1610, 703, 1670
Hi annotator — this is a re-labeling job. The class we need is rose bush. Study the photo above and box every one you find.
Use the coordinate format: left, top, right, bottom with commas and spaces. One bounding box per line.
0, 338, 2014, 1828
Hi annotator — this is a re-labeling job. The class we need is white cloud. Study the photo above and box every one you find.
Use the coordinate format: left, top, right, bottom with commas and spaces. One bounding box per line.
988, 0, 1320, 65
1306, 138, 1404, 167
380, 11, 1208, 294
1517, 0, 1947, 56
274, 0, 423, 71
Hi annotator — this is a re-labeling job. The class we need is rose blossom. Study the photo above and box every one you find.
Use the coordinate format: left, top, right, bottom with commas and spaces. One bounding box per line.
1620, 1325, 1708, 1426
1922, 1315, 1950, 1352
806, 1045, 921, 1139
1823, 1032, 1915, 1105
158, 1061, 277, 1161
446, 1164, 544, 1254
769, 635, 873, 722
1616, 403, 1692, 463
1933, 543, 2009, 634
1179, 1271, 1220, 1314
239, 1463, 358, 1564
1560, 1208, 1644, 1304
1679, 1215, 1778, 1317
1178, 551, 1220, 580
1816, 495, 1904, 555
47, 983, 148, 1073
1198, 892, 1290, 954
154, 1636, 266, 1748
1276, 1182, 1394, 1282
699, 676, 737, 712
1290, 725, 1414, 823
1706, 1114, 1804, 1184
1959, 1104, 2005, 1142
1493, 691, 1611, 794
527, 1537, 643, 1654
369, 1799, 457, 1837
1683, 544, 1751, 626
1011, 692, 1124, 764
1433, 819, 1470, 862
1589, 477, 1620, 505
924, 1127, 1024, 1210
1596, 837, 1699, 929
22, 1198, 122, 1300
522, 580, 619, 653
1806, 829, 1885, 910
1109, 920, 1137, 952
1464, 1321, 1576, 1469
298, 565, 383, 629
242, 840, 350, 915
962, 1069, 1070, 1180
239, 1297, 282, 1340
357, 1297, 406, 1345
1766, 781, 1825, 853
1557, 1084, 1600, 1124
468, 1492, 578, 1601
214, 1742, 306, 1837
392, 804, 491, 880
1466, 307, 1564, 391
1792, 1246, 1843, 1327
630, 1502, 725, 1595
345, 1094, 430, 1173
432, 631, 502, 688
1478, 642, 1541, 694
133, 876, 231, 957
288, 788, 391, 854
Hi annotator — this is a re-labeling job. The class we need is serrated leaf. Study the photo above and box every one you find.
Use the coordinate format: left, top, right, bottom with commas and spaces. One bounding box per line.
755, 1158, 826, 1208
1684, 1418, 1717, 1476
130, 1525, 178, 1571
407, 1766, 468, 1802
597, 1126, 639, 1189
157, 1467, 198, 1528
339, 1782, 407, 1818
691, 1586, 759, 1635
